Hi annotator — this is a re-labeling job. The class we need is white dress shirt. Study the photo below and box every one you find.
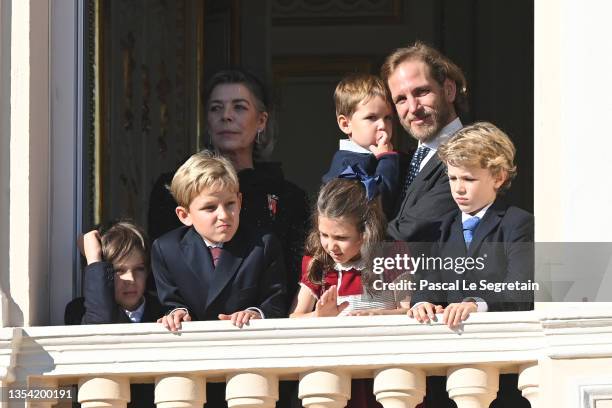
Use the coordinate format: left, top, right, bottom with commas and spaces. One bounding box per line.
419, 117, 463, 170
123, 298, 146, 322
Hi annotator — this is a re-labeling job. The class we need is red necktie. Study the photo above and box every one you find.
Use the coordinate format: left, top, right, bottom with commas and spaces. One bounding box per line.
209, 247, 222, 267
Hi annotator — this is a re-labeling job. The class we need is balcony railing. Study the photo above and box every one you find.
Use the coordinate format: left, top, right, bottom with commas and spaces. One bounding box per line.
1, 309, 612, 408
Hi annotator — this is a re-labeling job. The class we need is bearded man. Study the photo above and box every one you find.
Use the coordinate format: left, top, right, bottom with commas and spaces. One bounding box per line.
382, 42, 469, 242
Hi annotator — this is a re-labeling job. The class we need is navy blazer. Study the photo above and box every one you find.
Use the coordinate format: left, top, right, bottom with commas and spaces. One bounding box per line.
64, 262, 162, 408
322, 149, 400, 219
387, 152, 457, 242
151, 225, 287, 320
64, 262, 163, 325
411, 200, 534, 311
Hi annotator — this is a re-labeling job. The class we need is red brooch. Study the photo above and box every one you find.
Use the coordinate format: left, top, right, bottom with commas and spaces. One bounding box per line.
267, 194, 279, 219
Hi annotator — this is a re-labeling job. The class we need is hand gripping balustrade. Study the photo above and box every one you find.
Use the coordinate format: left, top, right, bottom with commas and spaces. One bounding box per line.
2, 309, 612, 408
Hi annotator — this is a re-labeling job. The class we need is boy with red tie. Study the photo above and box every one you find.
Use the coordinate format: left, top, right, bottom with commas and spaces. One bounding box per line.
152, 150, 286, 332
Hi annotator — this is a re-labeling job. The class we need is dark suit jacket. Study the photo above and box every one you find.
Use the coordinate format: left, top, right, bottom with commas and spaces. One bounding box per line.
64, 262, 163, 325
411, 200, 535, 311
64, 262, 163, 408
147, 162, 309, 309
151, 225, 287, 320
322, 150, 400, 219
387, 150, 457, 243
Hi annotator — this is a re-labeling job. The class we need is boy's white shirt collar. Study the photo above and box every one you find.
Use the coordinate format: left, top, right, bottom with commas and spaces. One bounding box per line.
123, 297, 146, 322
461, 202, 493, 223
202, 237, 224, 248
339, 139, 372, 154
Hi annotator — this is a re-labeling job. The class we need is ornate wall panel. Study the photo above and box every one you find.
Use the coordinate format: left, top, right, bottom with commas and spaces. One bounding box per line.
94, 0, 202, 227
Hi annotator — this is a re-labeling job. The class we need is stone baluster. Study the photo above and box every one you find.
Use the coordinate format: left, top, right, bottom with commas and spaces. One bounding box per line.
154, 374, 205, 408
226, 372, 278, 407
518, 363, 540, 408
27, 378, 58, 408
446, 366, 499, 408
373, 367, 426, 408
78, 376, 130, 408
299, 370, 351, 408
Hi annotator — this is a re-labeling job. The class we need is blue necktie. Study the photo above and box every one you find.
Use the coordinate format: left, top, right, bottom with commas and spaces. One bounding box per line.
462, 216, 481, 249
403, 146, 431, 195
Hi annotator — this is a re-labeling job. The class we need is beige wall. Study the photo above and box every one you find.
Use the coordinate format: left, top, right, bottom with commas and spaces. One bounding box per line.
541, 357, 612, 407
7, 0, 50, 327
535, 0, 612, 242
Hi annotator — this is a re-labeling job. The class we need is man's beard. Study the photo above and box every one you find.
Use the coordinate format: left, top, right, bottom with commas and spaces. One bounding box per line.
402, 102, 452, 143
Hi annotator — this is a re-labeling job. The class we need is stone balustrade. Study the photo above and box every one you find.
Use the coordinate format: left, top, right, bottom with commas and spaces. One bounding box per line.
1, 309, 612, 408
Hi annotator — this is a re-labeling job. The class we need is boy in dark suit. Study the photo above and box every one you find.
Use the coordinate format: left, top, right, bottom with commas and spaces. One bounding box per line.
153, 150, 286, 332
65, 221, 162, 408
409, 122, 534, 328
65, 221, 162, 325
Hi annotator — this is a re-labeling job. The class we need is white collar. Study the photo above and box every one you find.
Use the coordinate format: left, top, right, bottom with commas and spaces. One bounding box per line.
461, 202, 493, 223
339, 139, 372, 155
421, 117, 463, 151
334, 258, 367, 271
123, 297, 146, 323
202, 237, 224, 248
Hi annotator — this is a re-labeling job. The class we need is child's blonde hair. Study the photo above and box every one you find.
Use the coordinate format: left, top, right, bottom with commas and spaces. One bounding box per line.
438, 121, 517, 192
101, 221, 149, 268
170, 150, 239, 208
334, 73, 392, 118
305, 178, 386, 287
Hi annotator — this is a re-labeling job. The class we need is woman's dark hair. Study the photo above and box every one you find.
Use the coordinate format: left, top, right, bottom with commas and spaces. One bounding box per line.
204, 68, 275, 160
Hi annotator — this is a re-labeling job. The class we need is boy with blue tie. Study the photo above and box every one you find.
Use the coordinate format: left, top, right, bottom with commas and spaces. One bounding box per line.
409, 122, 534, 328
152, 150, 286, 332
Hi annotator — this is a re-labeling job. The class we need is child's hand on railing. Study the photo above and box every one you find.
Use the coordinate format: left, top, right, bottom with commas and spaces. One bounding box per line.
158, 309, 191, 332
218, 309, 261, 328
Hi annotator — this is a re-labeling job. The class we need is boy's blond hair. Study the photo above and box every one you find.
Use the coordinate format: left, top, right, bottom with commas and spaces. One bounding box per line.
170, 150, 239, 208
334, 73, 392, 118
438, 122, 517, 192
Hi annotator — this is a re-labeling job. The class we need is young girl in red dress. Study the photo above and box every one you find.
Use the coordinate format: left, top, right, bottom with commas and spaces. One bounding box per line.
290, 171, 410, 407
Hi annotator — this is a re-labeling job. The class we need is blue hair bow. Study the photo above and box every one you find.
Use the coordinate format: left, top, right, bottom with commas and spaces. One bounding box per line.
338, 165, 382, 201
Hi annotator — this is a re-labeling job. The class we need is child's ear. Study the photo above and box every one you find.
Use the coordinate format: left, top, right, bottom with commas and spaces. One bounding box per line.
175, 206, 193, 226
337, 115, 352, 136
237, 192, 243, 209
494, 170, 507, 190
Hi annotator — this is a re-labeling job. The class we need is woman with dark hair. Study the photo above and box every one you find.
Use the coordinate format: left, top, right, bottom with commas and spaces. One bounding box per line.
148, 68, 310, 306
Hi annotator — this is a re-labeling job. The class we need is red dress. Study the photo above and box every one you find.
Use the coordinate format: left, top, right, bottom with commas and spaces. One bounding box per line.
299, 256, 385, 408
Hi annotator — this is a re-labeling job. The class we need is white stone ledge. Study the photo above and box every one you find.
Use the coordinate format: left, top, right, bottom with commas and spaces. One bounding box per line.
3, 311, 612, 383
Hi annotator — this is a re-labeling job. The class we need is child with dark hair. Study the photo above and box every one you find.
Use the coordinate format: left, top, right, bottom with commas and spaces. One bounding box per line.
65, 221, 162, 325
291, 173, 408, 318
290, 173, 409, 408
65, 221, 162, 408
